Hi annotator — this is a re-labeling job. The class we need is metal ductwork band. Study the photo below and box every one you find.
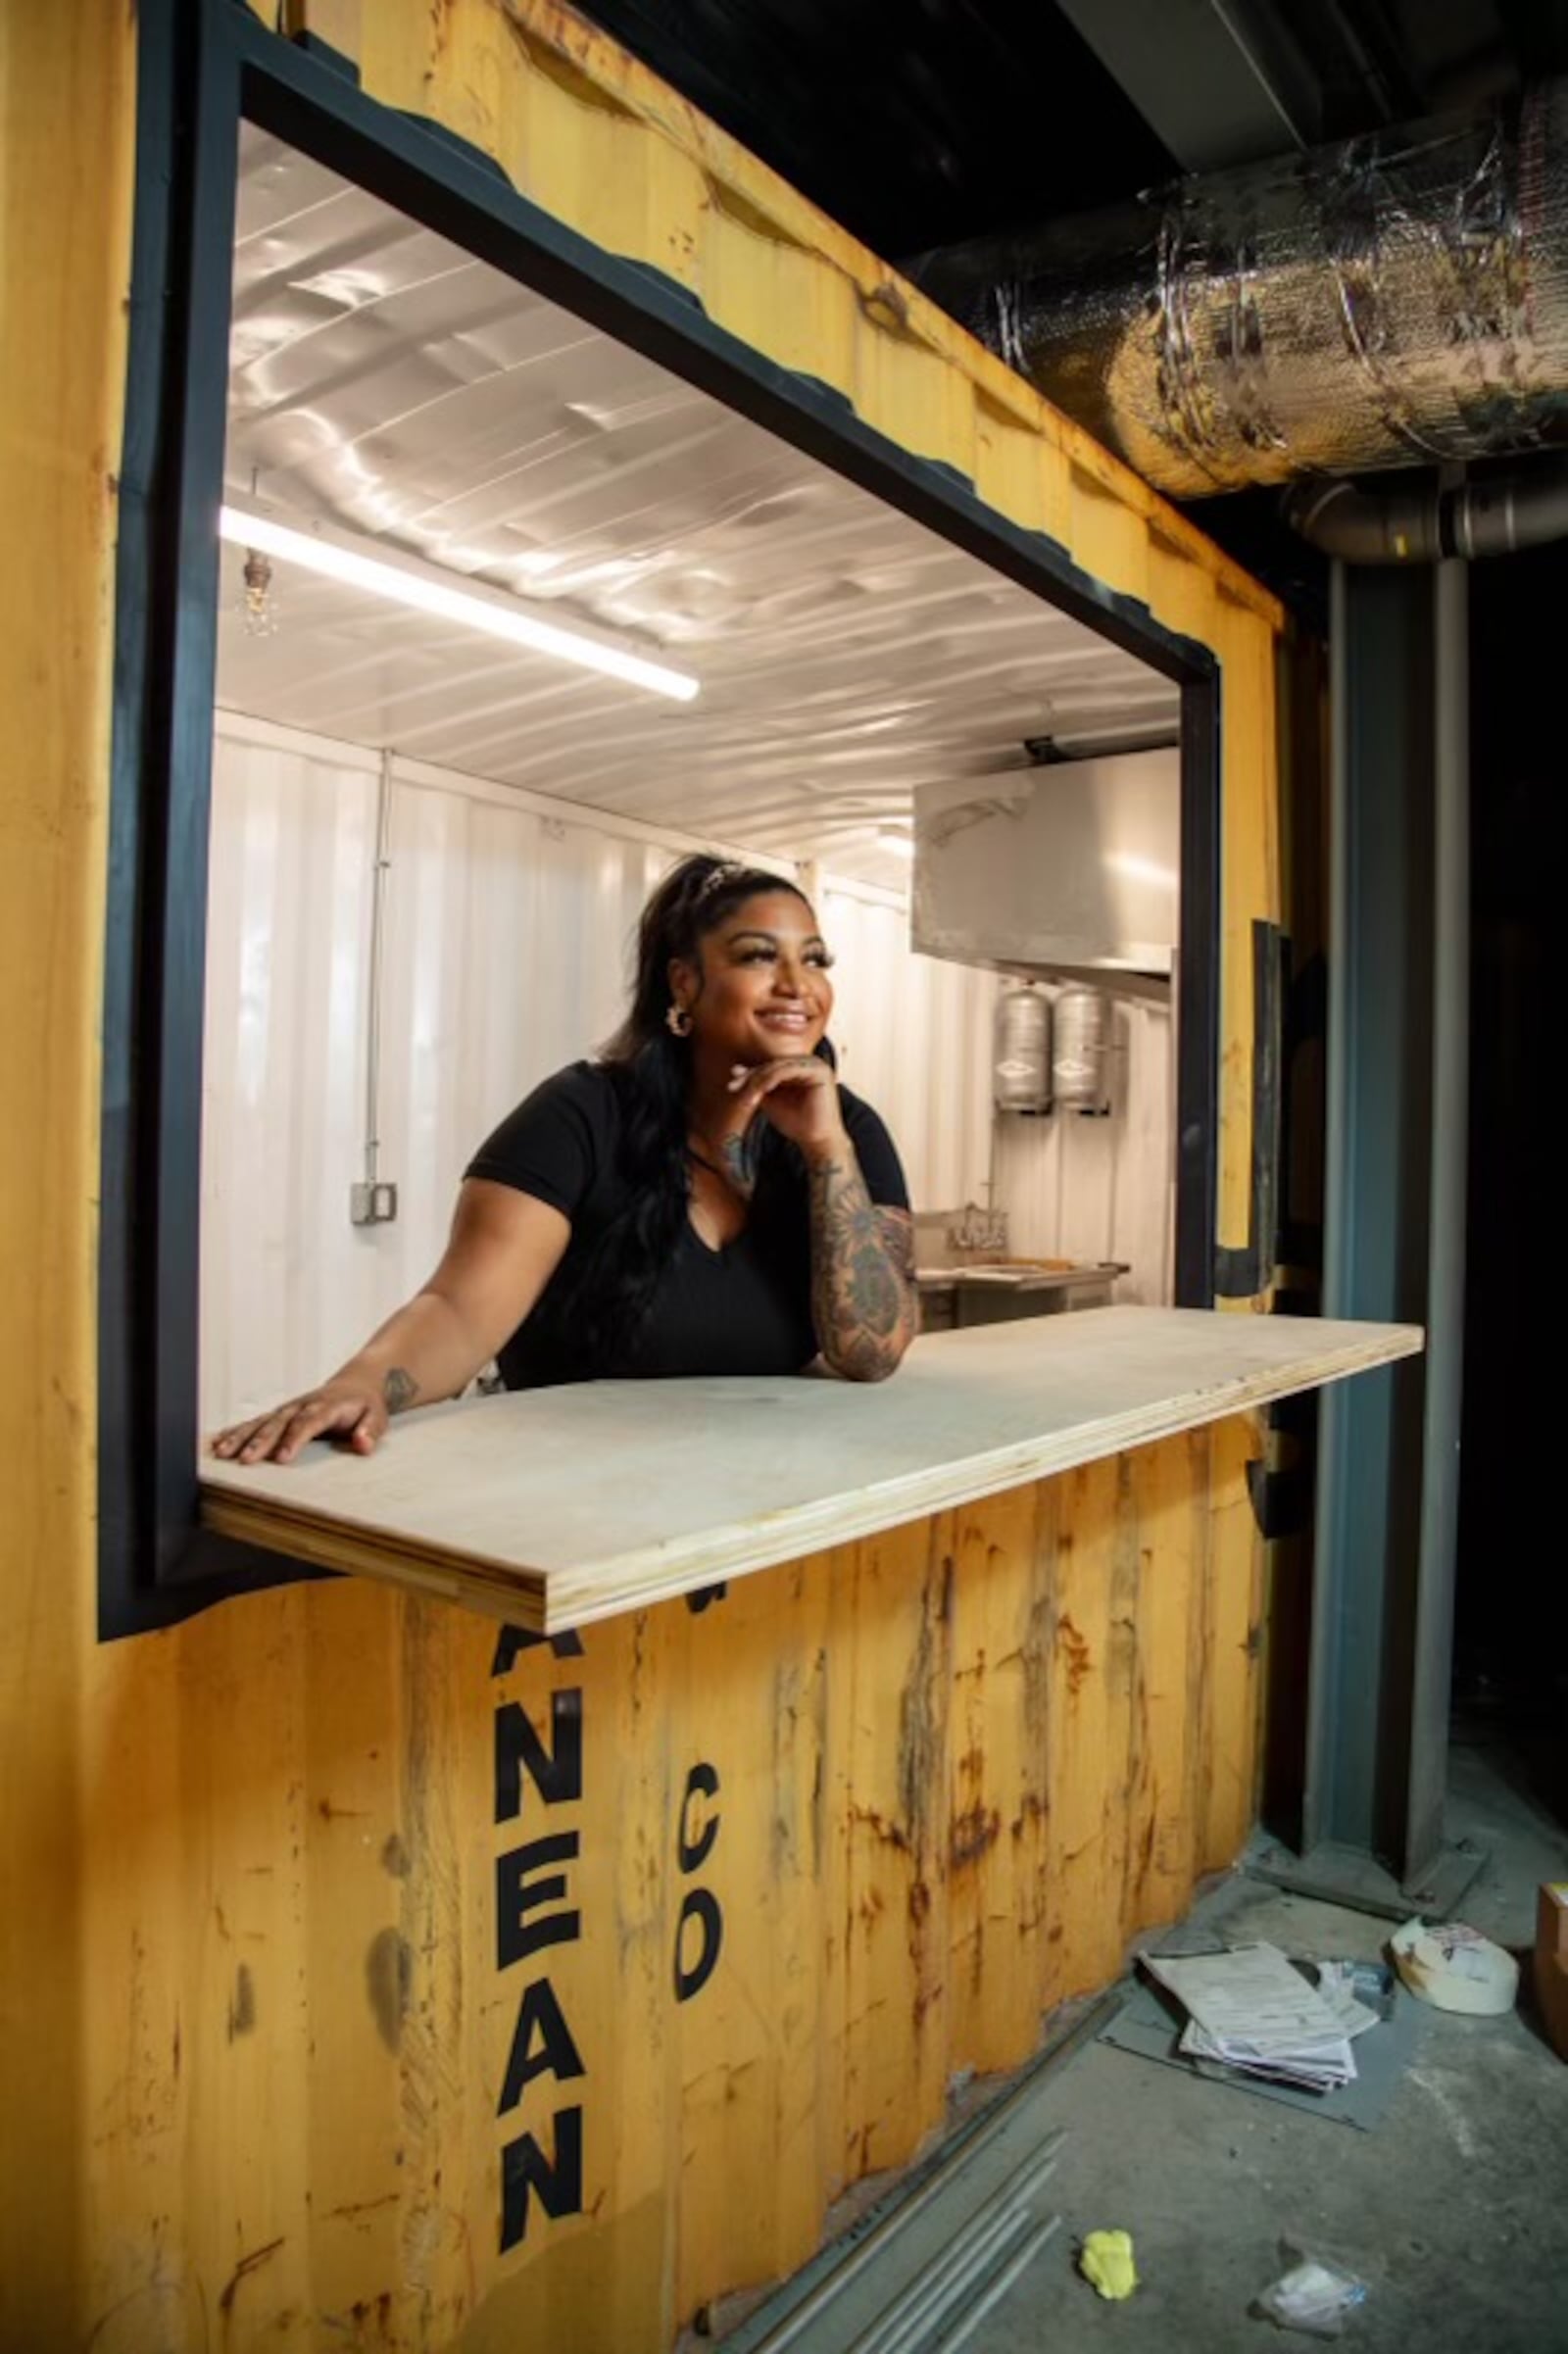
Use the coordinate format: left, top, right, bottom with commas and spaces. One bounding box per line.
907, 78, 1568, 499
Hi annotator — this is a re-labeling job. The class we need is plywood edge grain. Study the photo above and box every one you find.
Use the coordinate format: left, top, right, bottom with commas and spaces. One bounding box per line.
198, 1489, 549, 1624
201, 1317, 1421, 1632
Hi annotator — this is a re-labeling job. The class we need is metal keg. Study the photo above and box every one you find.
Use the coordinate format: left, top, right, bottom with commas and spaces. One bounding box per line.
1053, 985, 1111, 1114
993, 983, 1052, 1113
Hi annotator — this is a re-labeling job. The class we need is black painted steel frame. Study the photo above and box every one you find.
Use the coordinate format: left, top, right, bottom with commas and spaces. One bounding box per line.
1296, 557, 1472, 1898
100, 0, 1226, 1638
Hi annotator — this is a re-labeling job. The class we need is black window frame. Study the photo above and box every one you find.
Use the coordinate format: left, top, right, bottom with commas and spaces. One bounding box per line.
101, 0, 1224, 1639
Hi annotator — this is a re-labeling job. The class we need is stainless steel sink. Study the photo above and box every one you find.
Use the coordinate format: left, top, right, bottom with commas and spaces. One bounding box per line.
953, 1262, 1054, 1281
915, 1260, 1126, 1286
913, 1260, 1127, 1333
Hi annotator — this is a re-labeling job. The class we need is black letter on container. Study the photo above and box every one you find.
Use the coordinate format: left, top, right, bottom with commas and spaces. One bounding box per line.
673, 1887, 723, 2003
495, 1691, 583, 1821
498, 1978, 586, 2116
500, 2106, 583, 2249
496, 1832, 580, 1969
677, 1762, 720, 1873
673, 1761, 723, 2000
491, 1624, 585, 1674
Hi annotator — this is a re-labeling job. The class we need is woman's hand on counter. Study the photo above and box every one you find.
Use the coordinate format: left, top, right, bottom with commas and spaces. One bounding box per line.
210, 1180, 571, 1465
213, 1374, 403, 1466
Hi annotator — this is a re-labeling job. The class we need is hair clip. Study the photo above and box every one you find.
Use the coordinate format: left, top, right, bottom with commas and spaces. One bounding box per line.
695, 860, 742, 903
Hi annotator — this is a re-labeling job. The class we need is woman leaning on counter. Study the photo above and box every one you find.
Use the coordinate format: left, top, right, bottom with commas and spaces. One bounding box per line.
214, 855, 918, 1465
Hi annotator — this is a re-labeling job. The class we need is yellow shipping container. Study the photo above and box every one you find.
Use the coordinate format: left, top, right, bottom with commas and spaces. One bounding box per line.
0, 3, 1296, 2347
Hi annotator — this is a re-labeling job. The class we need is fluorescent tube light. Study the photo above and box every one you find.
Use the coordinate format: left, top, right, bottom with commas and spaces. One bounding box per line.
218, 504, 700, 703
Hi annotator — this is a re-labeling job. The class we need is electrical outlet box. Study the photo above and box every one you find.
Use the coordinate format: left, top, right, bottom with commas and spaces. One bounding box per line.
350, 1180, 399, 1226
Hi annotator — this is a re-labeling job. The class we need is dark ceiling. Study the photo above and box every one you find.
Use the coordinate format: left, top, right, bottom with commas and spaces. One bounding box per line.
572, 0, 1568, 613
575, 0, 1568, 252
571, 0, 1178, 259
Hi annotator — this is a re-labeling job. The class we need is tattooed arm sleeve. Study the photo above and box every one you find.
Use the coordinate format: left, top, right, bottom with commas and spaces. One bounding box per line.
806, 1152, 919, 1382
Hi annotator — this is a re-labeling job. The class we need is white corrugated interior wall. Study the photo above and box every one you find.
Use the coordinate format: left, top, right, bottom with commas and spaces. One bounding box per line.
815, 879, 999, 1217
200, 713, 998, 1429
989, 992, 1174, 1302
202, 722, 380, 1435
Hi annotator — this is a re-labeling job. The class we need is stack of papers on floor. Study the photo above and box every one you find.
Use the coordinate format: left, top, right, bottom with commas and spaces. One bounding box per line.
1140, 1942, 1381, 2092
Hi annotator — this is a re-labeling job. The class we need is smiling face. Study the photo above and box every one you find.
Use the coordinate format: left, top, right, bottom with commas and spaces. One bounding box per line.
670, 890, 835, 1068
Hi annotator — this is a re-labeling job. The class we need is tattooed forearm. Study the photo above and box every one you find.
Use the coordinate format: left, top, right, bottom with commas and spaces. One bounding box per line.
807, 1156, 917, 1381
382, 1366, 420, 1413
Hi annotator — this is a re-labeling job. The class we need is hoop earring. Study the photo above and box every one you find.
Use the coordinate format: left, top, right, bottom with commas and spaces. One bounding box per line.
665, 1003, 694, 1038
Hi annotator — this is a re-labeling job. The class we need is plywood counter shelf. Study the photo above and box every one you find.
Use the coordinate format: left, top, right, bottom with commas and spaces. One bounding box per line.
202, 1306, 1422, 1632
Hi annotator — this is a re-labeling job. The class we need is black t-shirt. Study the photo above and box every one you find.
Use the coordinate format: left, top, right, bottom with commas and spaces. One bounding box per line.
466, 1059, 909, 1390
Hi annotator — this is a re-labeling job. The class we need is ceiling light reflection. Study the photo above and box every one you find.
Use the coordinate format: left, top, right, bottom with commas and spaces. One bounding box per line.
218, 503, 701, 703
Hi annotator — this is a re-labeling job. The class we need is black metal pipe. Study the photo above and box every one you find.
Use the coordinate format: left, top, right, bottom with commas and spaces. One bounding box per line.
1450, 465, 1568, 557
1404, 550, 1470, 1882
1285, 459, 1568, 564
1283, 477, 1446, 564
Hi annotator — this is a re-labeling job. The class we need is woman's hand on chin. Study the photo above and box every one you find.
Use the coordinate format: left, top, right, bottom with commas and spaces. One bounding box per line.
725, 1055, 849, 1163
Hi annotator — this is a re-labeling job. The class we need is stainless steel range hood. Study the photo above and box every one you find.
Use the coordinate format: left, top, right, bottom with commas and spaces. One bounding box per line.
911, 748, 1179, 981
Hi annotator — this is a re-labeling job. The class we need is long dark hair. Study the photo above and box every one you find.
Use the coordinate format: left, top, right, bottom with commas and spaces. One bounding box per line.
552, 854, 816, 1366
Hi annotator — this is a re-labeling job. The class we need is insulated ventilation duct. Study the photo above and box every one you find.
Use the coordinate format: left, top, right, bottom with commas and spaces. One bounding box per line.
907, 79, 1568, 498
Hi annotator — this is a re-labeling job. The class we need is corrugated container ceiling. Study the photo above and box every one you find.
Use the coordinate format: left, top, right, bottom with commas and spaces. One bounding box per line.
220, 128, 1177, 893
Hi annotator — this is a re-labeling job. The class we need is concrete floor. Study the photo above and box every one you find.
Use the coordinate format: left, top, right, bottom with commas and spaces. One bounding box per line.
966, 1723, 1568, 2354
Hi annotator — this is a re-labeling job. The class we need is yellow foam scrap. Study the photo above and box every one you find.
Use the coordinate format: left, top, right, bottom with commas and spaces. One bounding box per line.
1080, 2228, 1139, 2300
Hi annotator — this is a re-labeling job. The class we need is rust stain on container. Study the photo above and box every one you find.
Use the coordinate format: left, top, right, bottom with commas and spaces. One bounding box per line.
848, 1801, 907, 1853
1056, 1612, 1093, 1696
325, 2191, 400, 2225
897, 1560, 949, 1850
858, 278, 920, 343
349, 2288, 395, 2334
366, 1927, 414, 2052
218, 2234, 283, 2322
226, 1963, 256, 2041
950, 1803, 1001, 1869
704, 172, 810, 250
500, 0, 640, 119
